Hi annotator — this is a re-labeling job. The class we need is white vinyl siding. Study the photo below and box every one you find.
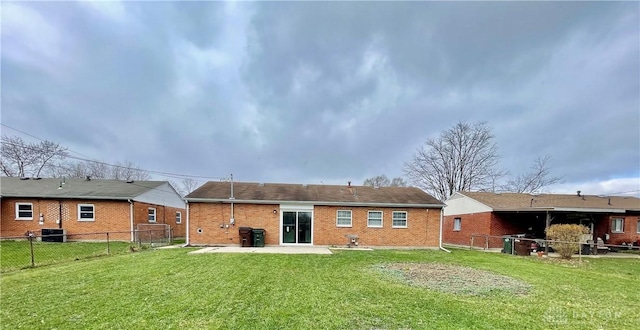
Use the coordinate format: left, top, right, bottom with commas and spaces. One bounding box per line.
392, 211, 407, 228
148, 207, 157, 223
368, 211, 383, 228
78, 204, 95, 221
15, 203, 33, 220
611, 218, 624, 233
336, 210, 352, 227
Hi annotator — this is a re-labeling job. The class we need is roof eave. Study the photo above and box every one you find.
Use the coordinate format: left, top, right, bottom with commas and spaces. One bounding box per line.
185, 198, 444, 208
1, 195, 133, 201
493, 207, 627, 213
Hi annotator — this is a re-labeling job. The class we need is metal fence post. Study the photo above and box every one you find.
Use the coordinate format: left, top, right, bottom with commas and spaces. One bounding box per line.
485, 235, 489, 250
470, 235, 474, 250
29, 235, 35, 267
148, 230, 152, 245
106, 232, 110, 255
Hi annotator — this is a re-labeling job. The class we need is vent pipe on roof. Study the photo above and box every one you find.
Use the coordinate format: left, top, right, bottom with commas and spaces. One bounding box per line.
608, 198, 611, 205
577, 190, 581, 197
348, 181, 351, 187
86, 176, 91, 181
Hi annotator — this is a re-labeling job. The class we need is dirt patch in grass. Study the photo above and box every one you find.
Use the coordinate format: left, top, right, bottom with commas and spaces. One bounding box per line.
376, 263, 531, 296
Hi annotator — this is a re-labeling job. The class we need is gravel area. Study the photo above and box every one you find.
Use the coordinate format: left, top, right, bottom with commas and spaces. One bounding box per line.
376, 262, 531, 296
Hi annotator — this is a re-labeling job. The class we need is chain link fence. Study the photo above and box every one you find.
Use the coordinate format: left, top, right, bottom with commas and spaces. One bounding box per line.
469, 234, 640, 258
0, 229, 176, 273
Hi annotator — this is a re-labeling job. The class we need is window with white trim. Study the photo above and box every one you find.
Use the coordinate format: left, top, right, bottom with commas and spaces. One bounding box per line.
611, 218, 624, 233
148, 207, 157, 223
454, 218, 462, 231
78, 204, 95, 221
176, 211, 182, 224
636, 219, 640, 234
392, 211, 407, 228
368, 211, 383, 228
15, 203, 33, 220
336, 210, 352, 227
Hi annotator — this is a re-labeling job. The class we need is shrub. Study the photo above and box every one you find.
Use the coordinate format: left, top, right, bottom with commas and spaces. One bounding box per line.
546, 224, 589, 259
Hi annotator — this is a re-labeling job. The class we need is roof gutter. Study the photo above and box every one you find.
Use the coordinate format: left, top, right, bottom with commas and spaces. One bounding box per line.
185, 198, 444, 209
493, 207, 627, 213
4, 195, 135, 201
439, 208, 450, 253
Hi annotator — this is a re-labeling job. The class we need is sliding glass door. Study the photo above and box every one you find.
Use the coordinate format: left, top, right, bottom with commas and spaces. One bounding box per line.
282, 210, 312, 244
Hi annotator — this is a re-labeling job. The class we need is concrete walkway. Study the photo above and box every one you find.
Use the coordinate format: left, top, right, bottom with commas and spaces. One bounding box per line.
189, 246, 333, 255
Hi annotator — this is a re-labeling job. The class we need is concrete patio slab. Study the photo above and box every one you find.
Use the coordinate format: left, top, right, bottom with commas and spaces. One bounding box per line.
189, 246, 333, 254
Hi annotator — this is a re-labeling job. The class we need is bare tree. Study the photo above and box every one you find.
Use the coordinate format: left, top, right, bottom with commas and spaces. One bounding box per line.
111, 161, 151, 181
363, 175, 390, 187
390, 177, 407, 187
170, 178, 201, 196
0, 135, 68, 177
56, 160, 113, 179
363, 175, 408, 187
57, 160, 150, 181
503, 155, 562, 193
403, 121, 503, 201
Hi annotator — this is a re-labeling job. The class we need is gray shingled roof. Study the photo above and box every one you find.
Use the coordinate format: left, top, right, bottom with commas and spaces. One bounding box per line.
0, 177, 166, 200
459, 191, 640, 211
186, 182, 444, 207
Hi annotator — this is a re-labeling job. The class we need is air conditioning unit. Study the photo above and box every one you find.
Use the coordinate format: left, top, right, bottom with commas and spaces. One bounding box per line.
41, 228, 67, 243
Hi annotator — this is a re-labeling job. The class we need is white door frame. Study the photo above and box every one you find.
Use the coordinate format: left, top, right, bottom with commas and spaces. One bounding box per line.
279, 204, 314, 246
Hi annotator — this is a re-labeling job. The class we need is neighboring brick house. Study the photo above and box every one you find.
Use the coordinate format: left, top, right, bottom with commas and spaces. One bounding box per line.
185, 182, 445, 247
1, 177, 186, 241
443, 191, 640, 248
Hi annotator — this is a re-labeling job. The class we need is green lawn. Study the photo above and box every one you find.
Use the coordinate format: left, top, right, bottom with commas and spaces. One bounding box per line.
1, 248, 638, 329
0, 240, 135, 272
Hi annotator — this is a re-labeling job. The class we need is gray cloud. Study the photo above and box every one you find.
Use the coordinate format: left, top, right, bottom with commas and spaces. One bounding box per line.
1, 1, 638, 195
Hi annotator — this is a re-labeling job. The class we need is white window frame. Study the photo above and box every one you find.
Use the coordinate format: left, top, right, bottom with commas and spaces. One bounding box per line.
636, 218, 640, 234
148, 207, 157, 223
176, 211, 182, 224
453, 218, 462, 231
392, 211, 408, 228
15, 202, 33, 220
367, 211, 383, 228
611, 218, 624, 233
77, 204, 95, 221
336, 210, 352, 227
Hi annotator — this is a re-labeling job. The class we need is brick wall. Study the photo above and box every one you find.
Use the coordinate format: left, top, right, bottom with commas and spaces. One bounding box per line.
188, 203, 280, 246
443, 212, 525, 248
603, 214, 640, 245
132, 202, 186, 239
188, 202, 441, 247
442, 212, 491, 247
1, 198, 186, 241
1, 198, 130, 240
314, 206, 440, 247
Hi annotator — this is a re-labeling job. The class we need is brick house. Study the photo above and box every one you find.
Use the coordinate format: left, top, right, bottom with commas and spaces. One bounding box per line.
443, 191, 640, 248
1, 177, 186, 241
185, 182, 445, 247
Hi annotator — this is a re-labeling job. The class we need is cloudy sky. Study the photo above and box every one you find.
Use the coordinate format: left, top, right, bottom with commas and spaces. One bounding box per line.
2, 1, 639, 197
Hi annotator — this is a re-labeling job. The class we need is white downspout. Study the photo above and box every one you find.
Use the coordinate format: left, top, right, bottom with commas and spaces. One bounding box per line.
229, 174, 235, 225
439, 208, 451, 253
185, 201, 190, 246
128, 199, 134, 242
